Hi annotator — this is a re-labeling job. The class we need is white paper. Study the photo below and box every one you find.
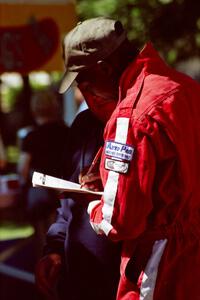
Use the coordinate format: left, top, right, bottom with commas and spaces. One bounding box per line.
32, 171, 103, 196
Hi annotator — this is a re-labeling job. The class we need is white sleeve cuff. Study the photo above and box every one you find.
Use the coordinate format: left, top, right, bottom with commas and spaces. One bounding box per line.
87, 200, 101, 215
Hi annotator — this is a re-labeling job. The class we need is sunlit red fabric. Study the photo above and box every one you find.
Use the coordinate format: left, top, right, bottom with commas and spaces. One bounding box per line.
89, 43, 200, 299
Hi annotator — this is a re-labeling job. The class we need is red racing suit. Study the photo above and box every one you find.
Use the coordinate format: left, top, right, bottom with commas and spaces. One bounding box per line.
87, 43, 200, 300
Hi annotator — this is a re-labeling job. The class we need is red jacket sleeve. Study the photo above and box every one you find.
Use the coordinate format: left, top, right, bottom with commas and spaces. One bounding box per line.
88, 115, 175, 241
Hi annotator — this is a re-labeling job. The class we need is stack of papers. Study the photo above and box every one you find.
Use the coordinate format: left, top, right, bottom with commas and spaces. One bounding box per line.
32, 171, 103, 196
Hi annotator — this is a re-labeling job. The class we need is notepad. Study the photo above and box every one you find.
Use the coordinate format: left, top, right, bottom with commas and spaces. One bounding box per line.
32, 171, 103, 196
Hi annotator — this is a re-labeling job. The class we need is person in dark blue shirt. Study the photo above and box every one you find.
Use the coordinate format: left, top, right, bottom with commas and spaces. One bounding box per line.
35, 108, 121, 300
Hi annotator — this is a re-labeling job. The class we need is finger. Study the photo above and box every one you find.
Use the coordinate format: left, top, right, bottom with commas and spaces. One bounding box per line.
36, 272, 54, 298
36, 270, 53, 297
49, 263, 61, 285
79, 166, 98, 184
81, 173, 101, 183
82, 183, 95, 190
35, 262, 56, 296
78, 173, 83, 184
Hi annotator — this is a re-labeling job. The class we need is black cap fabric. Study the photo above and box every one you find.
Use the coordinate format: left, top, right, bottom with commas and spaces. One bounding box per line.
59, 17, 126, 93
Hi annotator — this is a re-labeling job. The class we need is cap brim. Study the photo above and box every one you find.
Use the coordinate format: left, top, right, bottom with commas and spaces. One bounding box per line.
59, 71, 78, 94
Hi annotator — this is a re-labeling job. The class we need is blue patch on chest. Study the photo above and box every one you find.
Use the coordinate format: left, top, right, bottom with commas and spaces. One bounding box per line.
105, 141, 134, 161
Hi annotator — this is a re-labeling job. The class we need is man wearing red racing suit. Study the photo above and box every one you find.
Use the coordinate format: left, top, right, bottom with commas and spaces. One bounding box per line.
59, 17, 200, 300
87, 42, 200, 300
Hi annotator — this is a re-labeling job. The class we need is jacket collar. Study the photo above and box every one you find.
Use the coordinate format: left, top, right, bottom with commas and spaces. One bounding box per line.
118, 42, 166, 104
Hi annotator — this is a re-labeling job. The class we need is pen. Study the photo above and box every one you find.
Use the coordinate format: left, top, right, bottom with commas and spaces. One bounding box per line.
80, 146, 103, 187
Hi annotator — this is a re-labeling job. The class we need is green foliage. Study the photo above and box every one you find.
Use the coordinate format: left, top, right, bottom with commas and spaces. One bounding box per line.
76, 0, 116, 19
0, 221, 34, 241
1, 87, 21, 113
76, 0, 200, 65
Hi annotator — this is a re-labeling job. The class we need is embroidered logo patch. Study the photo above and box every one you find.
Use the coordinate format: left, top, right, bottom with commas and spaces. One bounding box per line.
105, 158, 129, 174
105, 141, 134, 161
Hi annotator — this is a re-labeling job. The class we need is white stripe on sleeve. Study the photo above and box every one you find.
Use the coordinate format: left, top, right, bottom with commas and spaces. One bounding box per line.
99, 117, 130, 235
140, 239, 168, 300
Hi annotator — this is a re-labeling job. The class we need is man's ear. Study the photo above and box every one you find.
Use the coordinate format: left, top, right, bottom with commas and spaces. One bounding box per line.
97, 60, 113, 76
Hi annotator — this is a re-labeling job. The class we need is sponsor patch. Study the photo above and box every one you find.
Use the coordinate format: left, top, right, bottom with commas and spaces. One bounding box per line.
105, 158, 129, 174
105, 141, 134, 161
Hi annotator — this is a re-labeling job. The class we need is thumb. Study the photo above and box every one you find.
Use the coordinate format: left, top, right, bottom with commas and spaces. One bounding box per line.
49, 261, 62, 285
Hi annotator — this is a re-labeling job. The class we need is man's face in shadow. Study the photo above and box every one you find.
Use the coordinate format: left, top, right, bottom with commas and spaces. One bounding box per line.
75, 60, 119, 102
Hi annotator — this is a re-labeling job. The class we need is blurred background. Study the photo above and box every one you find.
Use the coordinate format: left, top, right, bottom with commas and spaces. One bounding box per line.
0, 0, 200, 299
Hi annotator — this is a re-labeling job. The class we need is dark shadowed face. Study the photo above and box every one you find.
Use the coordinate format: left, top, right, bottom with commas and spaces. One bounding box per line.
75, 61, 120, 101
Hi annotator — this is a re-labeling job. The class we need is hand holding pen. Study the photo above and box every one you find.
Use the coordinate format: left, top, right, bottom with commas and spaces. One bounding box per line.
80, 147, 103, 191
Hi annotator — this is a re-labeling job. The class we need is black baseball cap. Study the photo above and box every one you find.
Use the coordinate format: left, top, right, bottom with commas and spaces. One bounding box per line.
59, 17, 127, 94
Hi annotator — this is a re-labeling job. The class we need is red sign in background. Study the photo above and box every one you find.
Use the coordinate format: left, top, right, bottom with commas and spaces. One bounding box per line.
0, 18, 59, 74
